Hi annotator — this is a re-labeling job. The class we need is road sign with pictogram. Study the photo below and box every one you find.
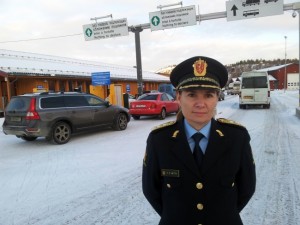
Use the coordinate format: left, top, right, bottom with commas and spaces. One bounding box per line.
149, 5, 197, 31
226, 0, 283, 21
83, 18, 129, 41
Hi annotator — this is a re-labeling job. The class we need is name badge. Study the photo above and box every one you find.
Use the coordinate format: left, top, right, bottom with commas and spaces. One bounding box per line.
161, 169, 180, 177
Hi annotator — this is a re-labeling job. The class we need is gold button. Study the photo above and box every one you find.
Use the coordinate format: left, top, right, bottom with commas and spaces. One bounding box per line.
232, 182, 235, 187
196, 182, 203, 189
167, 183, 171, 188
197, 203, 204, 210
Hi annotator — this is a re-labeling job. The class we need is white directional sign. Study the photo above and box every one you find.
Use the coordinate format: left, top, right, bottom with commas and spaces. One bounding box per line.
149, 5, 197, 31
83, 18, 129, 41
226, 0, 283, 21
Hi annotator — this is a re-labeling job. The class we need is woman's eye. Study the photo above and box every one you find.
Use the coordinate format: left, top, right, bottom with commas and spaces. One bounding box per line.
187, 93, 195, 97
205, 93, 214, 98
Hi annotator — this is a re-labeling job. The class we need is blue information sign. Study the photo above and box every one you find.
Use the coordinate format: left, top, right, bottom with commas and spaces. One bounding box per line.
126, 84, 130, 92
92, 72, 111, 85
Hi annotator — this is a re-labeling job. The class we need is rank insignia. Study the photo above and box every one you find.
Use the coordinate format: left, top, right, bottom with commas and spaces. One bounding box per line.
216, 129, 224, 137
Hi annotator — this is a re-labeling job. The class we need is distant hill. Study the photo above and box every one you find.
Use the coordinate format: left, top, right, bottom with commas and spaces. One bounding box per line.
156, 58, 299, 78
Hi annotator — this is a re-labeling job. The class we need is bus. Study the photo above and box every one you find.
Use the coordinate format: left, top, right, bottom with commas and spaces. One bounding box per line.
239, 71, 270, 109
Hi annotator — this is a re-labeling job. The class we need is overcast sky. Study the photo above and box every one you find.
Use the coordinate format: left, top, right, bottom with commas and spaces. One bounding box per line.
0, 0, 299, 72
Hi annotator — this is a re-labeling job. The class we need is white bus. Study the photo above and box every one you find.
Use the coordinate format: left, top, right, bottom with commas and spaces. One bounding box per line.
239, 71, 270, 109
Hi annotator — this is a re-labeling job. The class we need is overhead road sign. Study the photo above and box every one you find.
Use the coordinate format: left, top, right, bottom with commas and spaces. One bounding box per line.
149, 5, 197, 31
92, 72, 111, 85
226, 0, 284, 21
83, 18, 129, 41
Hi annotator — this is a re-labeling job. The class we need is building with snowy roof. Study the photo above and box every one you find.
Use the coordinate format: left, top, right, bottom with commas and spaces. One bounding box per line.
0, 49, 170, 109
256, 63, 299, 90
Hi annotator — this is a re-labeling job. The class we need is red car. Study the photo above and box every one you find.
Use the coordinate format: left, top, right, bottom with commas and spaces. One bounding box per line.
129, 92, 179, 120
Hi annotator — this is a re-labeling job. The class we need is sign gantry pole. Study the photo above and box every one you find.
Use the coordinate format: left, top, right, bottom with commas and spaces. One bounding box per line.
130, 26, 144, 96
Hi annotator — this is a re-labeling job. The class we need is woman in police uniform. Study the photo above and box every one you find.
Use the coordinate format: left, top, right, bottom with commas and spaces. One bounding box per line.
142, 56, 256, 225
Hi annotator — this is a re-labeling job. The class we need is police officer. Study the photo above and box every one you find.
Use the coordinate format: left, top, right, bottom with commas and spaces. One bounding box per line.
142, 56, 256, 225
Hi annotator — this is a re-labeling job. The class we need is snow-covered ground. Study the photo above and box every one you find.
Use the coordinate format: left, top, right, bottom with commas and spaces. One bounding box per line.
0, 90, 299, 225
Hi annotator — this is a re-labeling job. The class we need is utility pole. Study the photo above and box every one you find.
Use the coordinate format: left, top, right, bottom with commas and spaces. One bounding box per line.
284, 36, 287, 92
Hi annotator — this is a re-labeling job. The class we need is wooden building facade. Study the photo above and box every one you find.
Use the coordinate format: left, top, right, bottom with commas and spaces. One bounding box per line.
0, 50, 170, 110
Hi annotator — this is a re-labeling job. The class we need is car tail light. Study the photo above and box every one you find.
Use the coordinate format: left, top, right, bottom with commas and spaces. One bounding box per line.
25, 98, 40, 120
150, 103, 156, 109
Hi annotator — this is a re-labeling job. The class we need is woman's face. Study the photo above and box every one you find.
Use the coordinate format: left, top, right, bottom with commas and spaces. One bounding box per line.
177, 89, 219, 130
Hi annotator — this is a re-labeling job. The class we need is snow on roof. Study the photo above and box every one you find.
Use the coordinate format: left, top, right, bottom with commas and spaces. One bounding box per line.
255, 63, 292, 72
238, 75, 277, 81
0, 49, 169, 82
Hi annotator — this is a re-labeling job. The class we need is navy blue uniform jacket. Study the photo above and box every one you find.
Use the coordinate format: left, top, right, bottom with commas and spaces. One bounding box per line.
142, 118, 256, 225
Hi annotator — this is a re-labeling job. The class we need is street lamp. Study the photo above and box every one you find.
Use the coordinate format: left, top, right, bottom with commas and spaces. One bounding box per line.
284, 36, 287, 92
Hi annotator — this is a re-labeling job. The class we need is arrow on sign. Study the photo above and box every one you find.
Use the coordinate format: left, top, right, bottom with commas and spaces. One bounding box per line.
231, 5, 238, 16
151, 16, 160, 26
85, 28, 93, 37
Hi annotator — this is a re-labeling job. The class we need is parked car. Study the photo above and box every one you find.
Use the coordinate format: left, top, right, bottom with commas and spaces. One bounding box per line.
2, 92, 130, 144
129, 92, 179, 120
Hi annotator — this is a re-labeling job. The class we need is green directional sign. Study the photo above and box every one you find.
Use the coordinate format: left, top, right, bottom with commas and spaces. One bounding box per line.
151, 16, 160, 26
82, 18, 129, 41
149, 5, 197, 31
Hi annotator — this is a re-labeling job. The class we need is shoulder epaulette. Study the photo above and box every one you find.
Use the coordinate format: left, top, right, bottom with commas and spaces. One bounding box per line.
217, 118, 246, 129
151, 121, 177, 132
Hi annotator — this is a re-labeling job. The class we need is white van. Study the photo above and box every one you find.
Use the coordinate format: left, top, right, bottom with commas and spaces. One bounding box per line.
239, 71, 270, 109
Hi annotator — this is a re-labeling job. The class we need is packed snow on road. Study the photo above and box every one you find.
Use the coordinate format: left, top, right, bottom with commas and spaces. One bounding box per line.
0, 90, 299, 225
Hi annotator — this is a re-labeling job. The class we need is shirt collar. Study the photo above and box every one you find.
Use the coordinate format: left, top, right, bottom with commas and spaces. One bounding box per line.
184, 119, 211, 139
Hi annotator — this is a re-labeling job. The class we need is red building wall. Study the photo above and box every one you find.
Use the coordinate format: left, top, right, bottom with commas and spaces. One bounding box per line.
267, 63, 299, 90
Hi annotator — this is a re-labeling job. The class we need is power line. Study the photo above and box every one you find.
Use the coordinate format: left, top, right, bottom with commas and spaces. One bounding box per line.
0, 33, 83, 44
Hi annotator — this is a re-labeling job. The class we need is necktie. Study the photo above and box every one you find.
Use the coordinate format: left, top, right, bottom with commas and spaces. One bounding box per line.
192, 133, 204, 169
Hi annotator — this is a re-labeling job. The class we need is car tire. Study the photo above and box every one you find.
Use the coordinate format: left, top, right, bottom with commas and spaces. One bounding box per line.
159, 108, 166, 120
20, 136, 38, 141
51, 121, 71, 144
132, 115, 140, 120
113, 113, 128, 131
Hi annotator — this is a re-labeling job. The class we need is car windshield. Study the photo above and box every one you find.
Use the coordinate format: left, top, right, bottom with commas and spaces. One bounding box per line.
137, 94, 158, 100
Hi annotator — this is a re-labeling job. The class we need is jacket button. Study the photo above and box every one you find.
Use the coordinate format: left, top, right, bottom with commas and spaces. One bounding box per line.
196, 182, 203, 189
197, 203, 204, 210
167, 183, 171, 188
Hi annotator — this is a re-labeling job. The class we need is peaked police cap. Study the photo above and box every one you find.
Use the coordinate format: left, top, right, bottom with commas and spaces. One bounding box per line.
170, 56, 228, 91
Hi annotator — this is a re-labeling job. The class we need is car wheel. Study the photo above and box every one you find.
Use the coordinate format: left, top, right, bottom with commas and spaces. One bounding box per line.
52, 122, 71, 144
20, 136, 38, 141
132, 115, 140, 120
113, 113, 128, 130
159, 108, 166, 120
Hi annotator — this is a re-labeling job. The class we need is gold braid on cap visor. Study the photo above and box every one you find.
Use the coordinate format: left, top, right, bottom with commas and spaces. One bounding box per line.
176, 77, 220, 90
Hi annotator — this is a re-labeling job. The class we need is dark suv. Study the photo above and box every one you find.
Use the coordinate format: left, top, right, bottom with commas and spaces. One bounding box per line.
2, 92, 130, 144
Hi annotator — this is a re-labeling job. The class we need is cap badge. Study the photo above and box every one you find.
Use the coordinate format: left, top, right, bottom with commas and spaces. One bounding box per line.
193, 59, 207, 76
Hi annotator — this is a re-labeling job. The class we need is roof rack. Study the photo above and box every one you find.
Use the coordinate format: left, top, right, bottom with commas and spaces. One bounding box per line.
39, 92, 49, 95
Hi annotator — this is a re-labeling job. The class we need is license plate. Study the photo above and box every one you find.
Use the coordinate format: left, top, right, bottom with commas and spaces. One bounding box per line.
10, 117, 21, 122
243, 96, 253, 99
136, 105, 146, 108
